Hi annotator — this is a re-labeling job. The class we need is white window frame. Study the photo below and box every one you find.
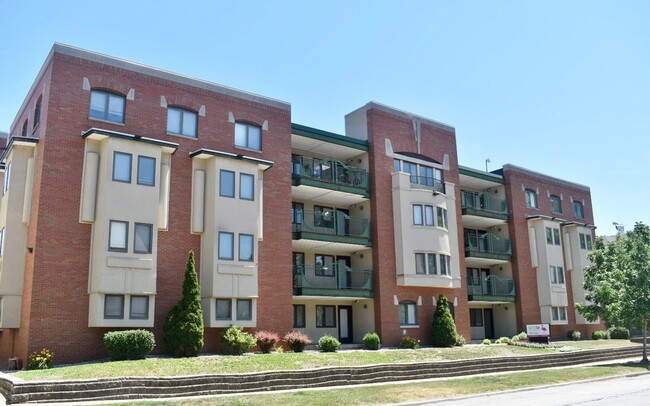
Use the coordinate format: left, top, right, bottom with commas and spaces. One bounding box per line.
437, 207, 448, 229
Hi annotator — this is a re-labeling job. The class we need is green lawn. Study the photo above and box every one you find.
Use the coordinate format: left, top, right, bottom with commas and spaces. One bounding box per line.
12, 340, 641, 382
110, 364, 648, 406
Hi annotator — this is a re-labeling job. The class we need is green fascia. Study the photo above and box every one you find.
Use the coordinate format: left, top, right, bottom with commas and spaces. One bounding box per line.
459, 165, 505, 184
292, 176, 370, 197
291, 123, 369, 151
293, 288, 374, 298
464, 249, 511, 261
293, 231, 372, 247
467, 294, 515, 303
461, 207, 508, 221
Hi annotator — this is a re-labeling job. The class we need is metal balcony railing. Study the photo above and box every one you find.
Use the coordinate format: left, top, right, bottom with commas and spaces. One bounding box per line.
467, 275, 515, 297
292, 209, 371, 240
292, 155, 369, 189
461, 190, 508, 215
465, 232, 512, 256
293, 264, 373, 292
408, 175, 445, 194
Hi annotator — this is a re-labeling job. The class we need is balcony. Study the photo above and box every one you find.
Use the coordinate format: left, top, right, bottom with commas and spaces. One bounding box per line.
467, 275, 515, 303
293, 209, 371, 251
292, 155, 369, 205
464, 232, 511, 266
408, 175, 445, 194
461, 191, 508, 228
294, 265, 373, 298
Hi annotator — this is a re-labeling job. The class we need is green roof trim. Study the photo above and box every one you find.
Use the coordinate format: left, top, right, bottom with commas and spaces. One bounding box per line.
459, 165, 504, 184
291, 123, 368, 151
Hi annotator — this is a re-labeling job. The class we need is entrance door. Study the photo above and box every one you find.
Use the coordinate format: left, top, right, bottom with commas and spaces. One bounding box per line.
484, 309, 495, 339
337, 256, 352, 289
338, 306, 353, 344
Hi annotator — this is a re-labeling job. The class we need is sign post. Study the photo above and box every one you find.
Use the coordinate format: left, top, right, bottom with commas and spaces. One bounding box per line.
526, 324, 550, 344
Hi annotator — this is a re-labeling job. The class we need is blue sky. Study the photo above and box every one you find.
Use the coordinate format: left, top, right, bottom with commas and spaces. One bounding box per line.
1, 1, 648, 236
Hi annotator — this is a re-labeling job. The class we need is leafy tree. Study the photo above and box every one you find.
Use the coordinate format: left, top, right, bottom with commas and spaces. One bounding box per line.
163, 251, 204, 357
430, 294, 458, 347
577, 222, 650, 363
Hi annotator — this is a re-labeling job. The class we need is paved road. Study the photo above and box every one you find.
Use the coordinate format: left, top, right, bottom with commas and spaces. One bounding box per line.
412, 373, 650, 406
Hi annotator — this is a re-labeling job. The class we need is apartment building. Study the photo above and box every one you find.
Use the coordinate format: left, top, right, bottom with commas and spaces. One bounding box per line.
0, 44, 600, 364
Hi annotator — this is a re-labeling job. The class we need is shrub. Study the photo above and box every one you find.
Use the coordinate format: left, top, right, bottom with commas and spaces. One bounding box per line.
592, 330, 608, 340
163, 251, 204, 357
221, 326, 257, 355
318, 335, 341, 352
497, 336, 511, 344
103, 330, 155, 361
482, 338, 491, 345
400, 336, 420, 349
254, 331, 280, 354
567, 330, 581, 341
27, 348, 54, 370
608, 327, 630, 339
284, 331, 311, 352
363, 332, 381, 350
430, 295, 458, 347
454, 335, 466, 346
512, 332, 528, 342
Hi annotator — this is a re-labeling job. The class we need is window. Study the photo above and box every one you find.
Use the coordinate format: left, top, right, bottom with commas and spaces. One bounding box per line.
2, 161, 10, 195
552, 306, 567, 321
137, 156, 156, 186
399, 301, 417, 326
219, 170, 235, 198
546, 227, 561, 245
470, 309, 484, 327
316, 305, 336, 327
134, 223, 153, 254
109, 220, 128, 252
437, 207, 448, 229
525, 189, 538, 209
291, 202, 303, 224
21, 120, 28, 137
129, 296, 149, 319
235, 122, 262, 151
236, 299, 252, 320
104, 295, 124, 319
415, 253, 437, 275
553, 228, 561, 246
216, 299, 232, 320
240, 173, 254, 200
393, 159, 401, 173
574, 201, 585, 219
33, 96, 42, 129
314, 206, 334, 228
315, 254, 334, 277
424, 205, 434, 226
550, 195, 562, 214
218, 232, 234, 260
89, 90, 125, 123
167, 107, 197, 137
0, 228, 4, 257
550, 266, 565, 284
585, 234, 593, 250
420, 165, 434, 187
440, 255, 451, 275
293, 304, 306, 328
402, 161, 418, 183
413, 204, 423, 225
579, 233, 586, 249
239, 234, 254, 261
113, 152, 132, 183
546, 227, 553, 244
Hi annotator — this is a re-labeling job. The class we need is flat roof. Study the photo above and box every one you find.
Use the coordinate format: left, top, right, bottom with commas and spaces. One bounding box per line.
291, 123, 368, 151
499, 164, 590, 192
459, 165, 504, 184
346, 101, 455, 133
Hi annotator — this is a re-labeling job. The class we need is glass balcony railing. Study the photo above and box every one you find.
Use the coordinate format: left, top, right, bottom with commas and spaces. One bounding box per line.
464, 232, 511, 259
292, 209, 371, 245
461, 191, 508, 218
292, 155, 369, 192
467, 275, 515, 301
408, 175, 445, 194
293, 264, 373, 297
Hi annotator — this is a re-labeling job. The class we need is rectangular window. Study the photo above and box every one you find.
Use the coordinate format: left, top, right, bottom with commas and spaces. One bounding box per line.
553, 228, 561, 246
399, 302, 417, 326
470, 309, 484, 327
235, 122, 262, 151
239, 234, 254, 261
525, 189, 538, 209
316, 305, 336, 327
134, 223, 153, 254
109, 220, 128, 252
0, 228, 4, 257
437, 207, 448, 229
420, 165, 434, 187
89, 90, 125, 123
218, 232, 234, 260
574, 201, 585, 219
113, 152, 132, 183
586, 234, 593, 250
546, 227, 553, 245
315, 254, 334, 276
550, 266, 565, 284
393, 159, 401, 173
552, 306, 567, 321
291, 202, 303, 224
415, 253, 426, 274
129, 296, 149, 319
167, 107, 197, 137
137, 156, 156, 186
440, 255, 451, 275
239, 173, 254, 200
424, 205, 434, 226
427, 253, 437, 275
293, 304, 306, 328
219, 170, 235, 197
104, 295, 124, 319
236, 299, 252, 320
2, 161, 10, 195
314, 206, 334, 228
550, 196, 562, 214
403, 161, 417, 183
413, 204, 423, 225
580, 233, 586, 249
216, 299, 232, 320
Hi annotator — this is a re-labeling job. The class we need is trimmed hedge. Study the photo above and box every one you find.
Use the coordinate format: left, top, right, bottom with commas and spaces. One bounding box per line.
608, 327, 630, 339
318, 335, 341, 352
103, 330, 155, 361
363, 332, 381, 350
